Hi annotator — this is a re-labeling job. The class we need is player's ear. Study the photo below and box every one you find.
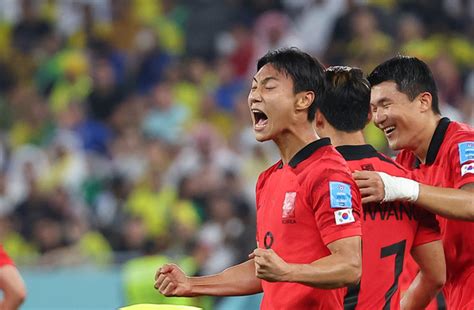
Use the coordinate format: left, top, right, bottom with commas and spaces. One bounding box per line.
295, 91, 315, 111
366, 110, 373, 125
418, 92, 432, 113
315, 109, 325, 129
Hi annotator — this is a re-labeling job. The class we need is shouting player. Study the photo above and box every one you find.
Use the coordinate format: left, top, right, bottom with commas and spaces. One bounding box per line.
154, 48, 362, 309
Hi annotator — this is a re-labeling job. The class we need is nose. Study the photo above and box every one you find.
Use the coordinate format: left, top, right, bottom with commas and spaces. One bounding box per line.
373, 108, 387, 127
248, 88, 262, 106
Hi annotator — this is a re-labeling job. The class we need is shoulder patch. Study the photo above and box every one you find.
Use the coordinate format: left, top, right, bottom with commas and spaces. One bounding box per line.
458, 142, 474, 164
461, 162, 474, 176
334, 209, 355, 225
329, 181, 352, 208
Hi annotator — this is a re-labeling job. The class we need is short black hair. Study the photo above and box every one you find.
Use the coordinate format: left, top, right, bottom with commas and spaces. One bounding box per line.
367, 56, 440, 114
316, 66, 370, 132
257, 47, 325, 121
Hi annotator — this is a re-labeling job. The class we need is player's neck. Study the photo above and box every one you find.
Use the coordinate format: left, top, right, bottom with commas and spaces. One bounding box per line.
329, 131, 366, 147
412, 114, 442, 163
274, 124, 319, 165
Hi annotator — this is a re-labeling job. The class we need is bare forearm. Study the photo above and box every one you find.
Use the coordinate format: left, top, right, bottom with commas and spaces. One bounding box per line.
285, 253, 361, 289
401, 272, 442, 310
417, 184, 474, 220
0, 265, 27, 310
402, 241, 445, 310
189, 260, 262, 296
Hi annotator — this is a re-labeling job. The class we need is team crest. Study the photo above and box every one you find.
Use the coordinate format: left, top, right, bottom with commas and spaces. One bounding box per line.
282, 192, 296, 223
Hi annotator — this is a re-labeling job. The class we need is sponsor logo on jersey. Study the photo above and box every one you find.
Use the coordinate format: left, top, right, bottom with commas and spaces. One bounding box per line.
282, 192, 296, 223
459, 142, 474, 164
330, 181, 352, 208
461, 162, 474, 176
335, 208, 355, 225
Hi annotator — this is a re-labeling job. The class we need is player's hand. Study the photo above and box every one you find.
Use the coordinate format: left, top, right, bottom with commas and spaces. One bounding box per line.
249, 248, 290, 282
352, 170, 385, 204
154, 263, 192, 297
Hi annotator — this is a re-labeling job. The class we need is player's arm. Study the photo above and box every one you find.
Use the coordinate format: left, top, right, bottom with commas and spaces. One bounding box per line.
155, 259, 262, 297
353, 171, 474, 220
401, 241, 446, 310
416, 183, 474, 220
250, 236, 361, 289
0, 264, 27, 310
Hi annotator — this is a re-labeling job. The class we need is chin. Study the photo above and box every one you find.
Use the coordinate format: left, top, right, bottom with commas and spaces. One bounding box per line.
388, 139, 408, 151
254, 130, 272, 142
254, 135, 269, 142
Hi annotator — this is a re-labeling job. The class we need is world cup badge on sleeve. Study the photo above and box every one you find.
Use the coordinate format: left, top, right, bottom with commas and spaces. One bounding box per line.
329, 181, 352, 208
458, 141, 474, 164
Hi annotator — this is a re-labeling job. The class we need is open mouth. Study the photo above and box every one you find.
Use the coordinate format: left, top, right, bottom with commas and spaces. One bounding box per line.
383, 126, 395, 136
252, 109, 268, 129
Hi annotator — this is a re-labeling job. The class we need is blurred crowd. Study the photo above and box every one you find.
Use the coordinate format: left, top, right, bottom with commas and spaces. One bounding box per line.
0, 0, 472, 305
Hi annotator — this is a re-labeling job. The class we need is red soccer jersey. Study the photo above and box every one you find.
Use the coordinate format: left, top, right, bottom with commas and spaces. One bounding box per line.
0, 245, 14, 267
336, 145, 440, 310
255, 138, 362, 310
396, 118, 474, 310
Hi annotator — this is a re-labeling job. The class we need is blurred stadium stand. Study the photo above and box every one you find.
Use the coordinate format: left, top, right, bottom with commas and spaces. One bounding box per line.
0, 0, 472, 309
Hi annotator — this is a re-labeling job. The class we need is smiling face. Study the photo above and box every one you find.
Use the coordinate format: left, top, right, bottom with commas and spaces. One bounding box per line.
370, 81, 424, 151
248, 64, 299, 142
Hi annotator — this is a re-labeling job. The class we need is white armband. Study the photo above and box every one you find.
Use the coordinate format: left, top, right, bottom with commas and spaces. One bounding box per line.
377, 172, 420, 202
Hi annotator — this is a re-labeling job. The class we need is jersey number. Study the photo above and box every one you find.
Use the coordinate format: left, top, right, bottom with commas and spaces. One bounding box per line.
344, 239, 406, 310
380, 239, 406, 310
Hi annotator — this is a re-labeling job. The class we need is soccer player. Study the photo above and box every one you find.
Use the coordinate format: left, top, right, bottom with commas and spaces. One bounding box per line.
314, 66, 445, 309
0, 245, 27, 310
355, 56, 474, 309
154, 48, 362, 309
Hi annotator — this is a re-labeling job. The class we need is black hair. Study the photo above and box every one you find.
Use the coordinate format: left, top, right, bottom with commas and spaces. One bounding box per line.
257, 47, 325, 121
317, 66, 370, 132
367, 56, 440, 114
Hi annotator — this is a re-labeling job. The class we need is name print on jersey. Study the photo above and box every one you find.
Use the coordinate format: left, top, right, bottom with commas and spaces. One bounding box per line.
363, 202, 422, 221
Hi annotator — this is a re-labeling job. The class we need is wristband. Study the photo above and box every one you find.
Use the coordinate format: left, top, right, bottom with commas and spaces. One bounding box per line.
377, 172, 420, 202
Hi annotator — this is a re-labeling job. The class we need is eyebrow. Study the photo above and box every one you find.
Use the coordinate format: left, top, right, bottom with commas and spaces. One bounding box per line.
252, 76, 279, 84
371, 97, 392, 106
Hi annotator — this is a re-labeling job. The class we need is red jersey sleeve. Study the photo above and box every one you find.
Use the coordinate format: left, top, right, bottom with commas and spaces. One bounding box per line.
413, 207, 441, 247
448, 132, 474, 189
0, 245, 14, 267
311, 169, 362, 245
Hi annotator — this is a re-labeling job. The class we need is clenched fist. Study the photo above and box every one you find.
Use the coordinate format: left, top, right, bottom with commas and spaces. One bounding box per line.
154, 263, 192, 297
249, 248, 290, 282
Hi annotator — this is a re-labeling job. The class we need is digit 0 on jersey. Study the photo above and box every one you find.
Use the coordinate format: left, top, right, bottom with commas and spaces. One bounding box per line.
256, 139, 362, 309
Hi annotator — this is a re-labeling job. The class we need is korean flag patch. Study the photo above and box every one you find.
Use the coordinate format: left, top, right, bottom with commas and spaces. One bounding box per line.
458, 142, 474, 164
329, 181, 352, 208
334, 209, 355, 225
461, 162, 474, 176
